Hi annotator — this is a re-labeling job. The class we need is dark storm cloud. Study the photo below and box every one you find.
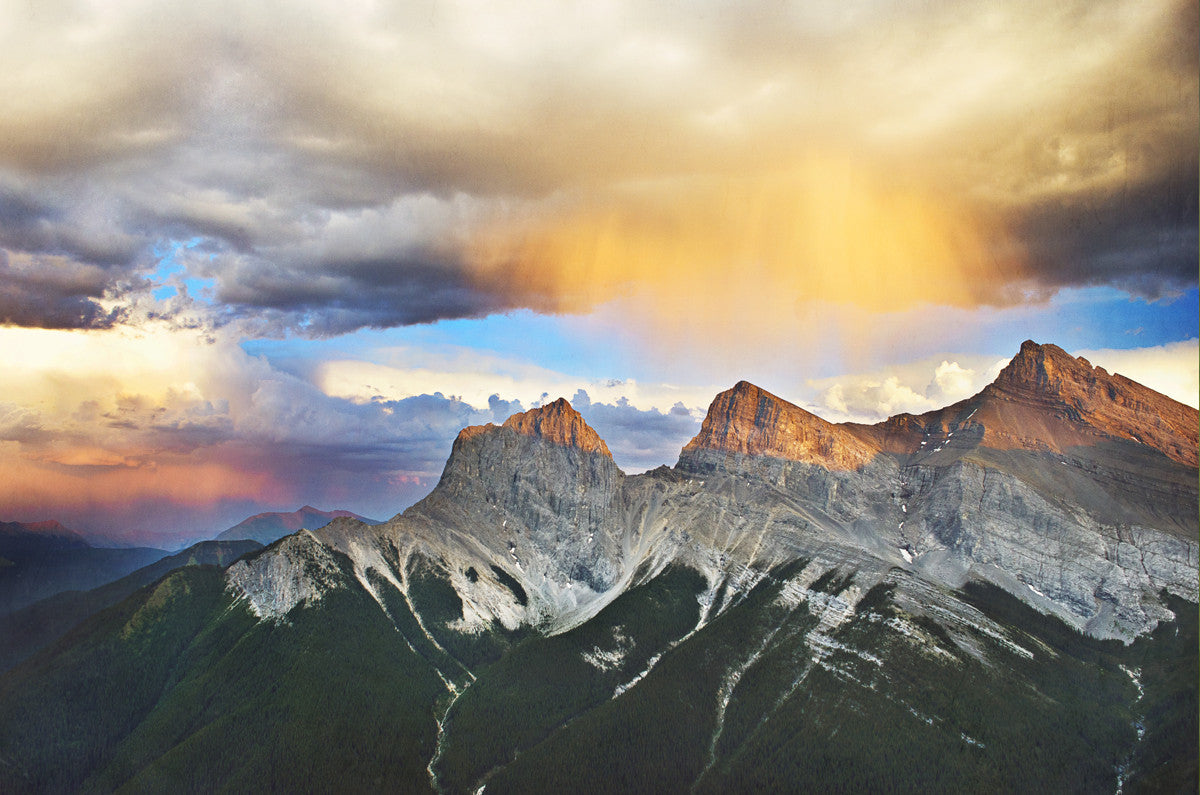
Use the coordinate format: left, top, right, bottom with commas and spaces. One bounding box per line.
211, 253, 510, 336
0, 179, 144, 329
1014, 165, 1199, 298
0, 183, 141, 268
0, 251, 128, 329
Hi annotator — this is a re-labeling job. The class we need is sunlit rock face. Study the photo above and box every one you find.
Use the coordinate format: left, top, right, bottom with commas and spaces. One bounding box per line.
405, 399, 629, 625
679, 380, 878, 471
979, 340, 1199, 467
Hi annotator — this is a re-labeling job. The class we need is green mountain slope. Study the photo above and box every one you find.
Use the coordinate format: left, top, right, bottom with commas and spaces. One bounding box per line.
0, 539, 262, 671
0, 550, 447, 793
0, 554, 1193, 793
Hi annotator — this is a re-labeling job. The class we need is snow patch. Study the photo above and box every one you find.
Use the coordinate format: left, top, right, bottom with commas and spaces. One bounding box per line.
960, 732, 985, 748
908, 706, 936, 726
613, 653, 661, 698
1119, 664, 1144, 701
883, 616, 959, 662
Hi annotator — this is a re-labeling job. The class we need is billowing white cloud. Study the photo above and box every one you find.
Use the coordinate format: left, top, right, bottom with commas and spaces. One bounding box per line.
805, 354, 1011, 423
0, 323, 476, 542
314, 345, 715, 417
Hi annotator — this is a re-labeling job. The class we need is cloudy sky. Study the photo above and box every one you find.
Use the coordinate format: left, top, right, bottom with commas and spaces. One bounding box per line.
1, 0, 1196, 547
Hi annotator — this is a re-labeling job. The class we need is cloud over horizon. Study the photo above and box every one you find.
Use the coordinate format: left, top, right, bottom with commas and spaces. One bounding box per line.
0, 323, 707, 543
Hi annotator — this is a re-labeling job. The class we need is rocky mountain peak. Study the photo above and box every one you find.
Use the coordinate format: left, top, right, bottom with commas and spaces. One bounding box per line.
499, 398, 612, 457
216, 506, 379, 545
994, 340, 1098, 396
20, 520, 73, 535
0, 519, 89, 549
984, 340, 1198, 467
681, 380, 878, 470
409, 397, 625, 607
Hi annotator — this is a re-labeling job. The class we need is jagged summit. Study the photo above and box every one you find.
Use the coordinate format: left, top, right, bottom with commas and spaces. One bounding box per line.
680, 380, 878, 470
994, 339, 1094, 393
504, 398, 612, 457
845, 340, 1198, 469
980, 339, 1198, 467
457, 397, 612, 457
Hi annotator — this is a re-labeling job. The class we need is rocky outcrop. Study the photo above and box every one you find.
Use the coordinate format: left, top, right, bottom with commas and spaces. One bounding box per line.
226, 530, 349, 619
405, 399, 630, 626
851, 341, 1199, 470
901, 460, 1196, 640
982, 340, 1198, 467
501, 397, 612, 457
679, 381, 878, 471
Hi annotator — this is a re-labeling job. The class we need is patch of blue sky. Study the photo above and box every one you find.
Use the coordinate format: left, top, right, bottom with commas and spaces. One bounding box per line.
858, 285, 1200, 370
1033, 285, 1197, 352
238, 285, 1198, 395
241, 309, 635, 381
150, 237, 216, 302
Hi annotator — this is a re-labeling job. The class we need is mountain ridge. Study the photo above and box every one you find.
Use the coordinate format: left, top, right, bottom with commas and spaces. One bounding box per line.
457, 397, 613, 458
264, 337, 1196, 642
690, 341, 1197, 472
0, 520, 90, 553
216, 506, 382, 545
0, 539, 261, 671
983, 340, 1198, 467
369, 338, 1195, 643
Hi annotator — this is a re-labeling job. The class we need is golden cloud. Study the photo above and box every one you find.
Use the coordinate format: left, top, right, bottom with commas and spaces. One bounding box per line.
466, 154, 1028, 350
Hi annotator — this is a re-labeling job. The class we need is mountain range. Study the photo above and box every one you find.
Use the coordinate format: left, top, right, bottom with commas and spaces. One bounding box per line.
0, 539, 262, 672
0, 521, 166, 614
215, 505, 383, 545
0, 340, 1195, 793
